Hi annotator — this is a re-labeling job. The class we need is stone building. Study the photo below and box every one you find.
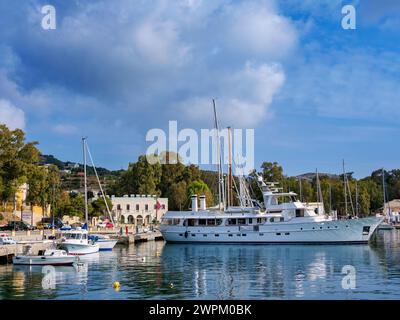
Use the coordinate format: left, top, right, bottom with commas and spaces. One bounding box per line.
110, 194, 168, 226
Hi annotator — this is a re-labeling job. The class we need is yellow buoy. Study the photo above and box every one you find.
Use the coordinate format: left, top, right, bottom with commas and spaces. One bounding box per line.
113, 281, 120, 290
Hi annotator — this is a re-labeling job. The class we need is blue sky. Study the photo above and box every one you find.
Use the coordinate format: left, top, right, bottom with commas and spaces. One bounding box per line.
0, 0, 399, 178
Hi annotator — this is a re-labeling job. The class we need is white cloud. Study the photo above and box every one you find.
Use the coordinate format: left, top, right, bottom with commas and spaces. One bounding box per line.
0, 99, 25, 130
52, 124, 78, 135
177, 62, 285, 127
224, 2, 297, 58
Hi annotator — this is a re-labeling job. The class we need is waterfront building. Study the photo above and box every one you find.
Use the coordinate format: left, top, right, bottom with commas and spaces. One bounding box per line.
110, 195, 168, 226
1, 183, 51, 226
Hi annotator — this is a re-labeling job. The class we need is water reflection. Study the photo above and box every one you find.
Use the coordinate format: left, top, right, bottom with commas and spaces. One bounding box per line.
0, 231, 399, 299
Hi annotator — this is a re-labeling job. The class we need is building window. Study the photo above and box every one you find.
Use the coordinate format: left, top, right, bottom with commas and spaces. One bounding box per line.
136, 204, 139, 211
145, 204, 149, 211
161, 204, 165, 209
126, 204, 130, 211
117, 204, 121, 210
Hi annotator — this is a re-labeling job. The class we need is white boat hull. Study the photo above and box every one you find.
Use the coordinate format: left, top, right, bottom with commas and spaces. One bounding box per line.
161, 217, 382, 244
97, 239, 118, 251
13, 255, 77, 266
60, 243, 99, 255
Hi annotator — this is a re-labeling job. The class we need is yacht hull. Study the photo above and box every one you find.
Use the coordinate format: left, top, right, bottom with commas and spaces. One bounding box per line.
161, 217, 382, 244
60, 243, 99, 255
13, 255, 77, 266
97, 239, 118, 251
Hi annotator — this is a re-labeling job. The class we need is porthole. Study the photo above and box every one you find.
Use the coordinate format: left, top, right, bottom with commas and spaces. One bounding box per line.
259, 233, 264, 236
242, 234, 247, 237
285, 232, 290, 235
179, 233, 183, 236
203, 234, 207, 237
228, 234, 233, 237
191, 234, 196, 237
276, 233, 281, 236
215, 234, 220, 237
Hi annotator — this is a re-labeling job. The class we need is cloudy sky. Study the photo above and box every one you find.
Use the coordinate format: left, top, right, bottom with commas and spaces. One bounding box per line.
0, 0, 399, 177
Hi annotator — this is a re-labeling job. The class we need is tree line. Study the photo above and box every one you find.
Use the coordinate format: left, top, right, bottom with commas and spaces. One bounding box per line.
0, 124, 397, 222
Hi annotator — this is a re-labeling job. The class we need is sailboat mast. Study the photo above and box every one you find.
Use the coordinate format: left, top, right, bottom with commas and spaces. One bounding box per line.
355, 181, 359, 217
82, 137, 88, 224
213, 99, 223, 210
343, 159, 347, 216
227, 126, 233, 207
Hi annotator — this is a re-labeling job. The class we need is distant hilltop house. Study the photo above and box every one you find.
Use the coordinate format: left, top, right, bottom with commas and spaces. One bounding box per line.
108, 194, 168, 226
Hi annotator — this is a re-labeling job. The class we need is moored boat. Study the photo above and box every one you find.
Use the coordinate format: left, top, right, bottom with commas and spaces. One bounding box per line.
58, 228, 99, 255
160, 176, 383, 244
12, 249, 78, 266
89, 234, 118, 251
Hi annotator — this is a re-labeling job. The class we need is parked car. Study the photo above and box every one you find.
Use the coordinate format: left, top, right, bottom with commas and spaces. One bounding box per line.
97, 222, 107, 228
40, 217, 64, 229
0, 221, 35, 231
105, 222, 114, 229
0, 234, 17, 245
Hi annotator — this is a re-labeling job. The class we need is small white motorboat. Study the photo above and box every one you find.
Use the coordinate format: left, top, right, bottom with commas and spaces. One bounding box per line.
89, 234, 118, 251
58, 228, 99, 255
12, 249, 78, 266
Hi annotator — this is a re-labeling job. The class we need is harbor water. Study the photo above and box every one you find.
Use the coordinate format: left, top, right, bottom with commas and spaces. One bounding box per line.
0, 230, 399, 299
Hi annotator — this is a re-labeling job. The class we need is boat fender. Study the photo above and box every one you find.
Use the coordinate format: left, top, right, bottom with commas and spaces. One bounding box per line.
184, 231, 188, 238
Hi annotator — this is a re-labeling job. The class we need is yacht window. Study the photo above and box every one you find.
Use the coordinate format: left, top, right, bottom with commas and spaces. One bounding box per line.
280, 217, 284, 222
295, 209, 304, 217
216, 219, 222, 226
238, 218, 246, 225
173, 219, 180, 225
257, 218, 265, 224
259, 233, 264, 236
362, 226, 370, 235
207, 219, 215, 226
228, 218, 237, 225
242, 234, 247, 236
188, 219, 196, 226
83, 234, 87, 239
248, 218, 253, 224
276, 233, 281, 235
270, 218, 274, 223
198, 219, 207, 226
285, 232, 290, 235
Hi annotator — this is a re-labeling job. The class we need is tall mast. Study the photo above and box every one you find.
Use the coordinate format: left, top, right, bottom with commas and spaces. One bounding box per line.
355, 181, 359, 217
343, 159, 347, 216
329, 183, 332, 215
82, 137, 88, 224
227, 126, 233, 207
213, 99, 224, 210
299, 178, 303, 202
382, 168, 386, 218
